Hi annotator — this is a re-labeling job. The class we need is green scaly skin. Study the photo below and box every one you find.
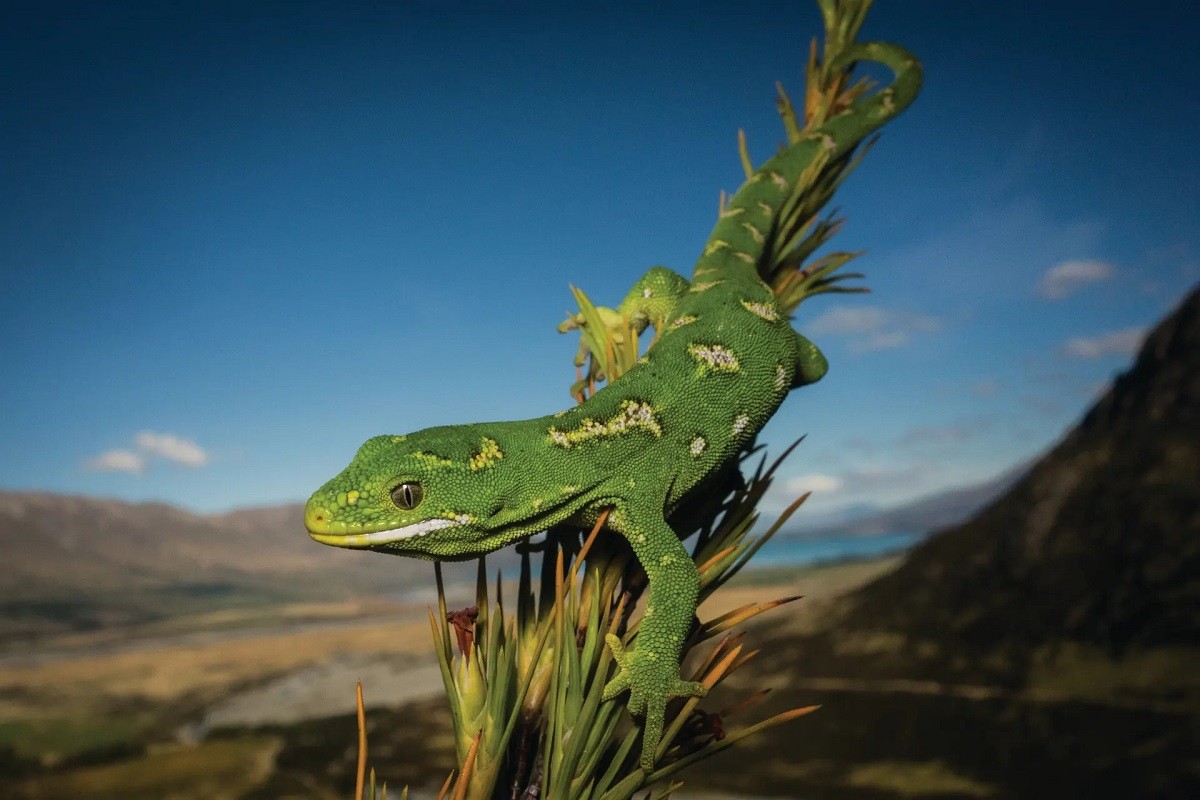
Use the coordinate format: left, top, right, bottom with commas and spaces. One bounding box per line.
305, 42, 921, 771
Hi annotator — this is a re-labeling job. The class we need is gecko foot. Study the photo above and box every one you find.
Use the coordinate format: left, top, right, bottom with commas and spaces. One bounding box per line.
602, 633, 707, 771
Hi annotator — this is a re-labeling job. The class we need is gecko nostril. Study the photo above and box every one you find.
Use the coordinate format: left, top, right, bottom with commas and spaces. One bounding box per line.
306, 507, 332, 531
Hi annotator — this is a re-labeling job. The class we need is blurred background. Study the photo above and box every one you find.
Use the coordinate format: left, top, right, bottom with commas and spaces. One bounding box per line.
1, 1, 1196, 798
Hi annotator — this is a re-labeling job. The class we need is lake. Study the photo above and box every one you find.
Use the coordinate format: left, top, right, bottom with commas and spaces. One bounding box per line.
754, 532, 921, 567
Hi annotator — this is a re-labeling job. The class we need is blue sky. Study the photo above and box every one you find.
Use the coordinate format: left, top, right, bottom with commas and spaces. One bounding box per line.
1, 1, 1197, 519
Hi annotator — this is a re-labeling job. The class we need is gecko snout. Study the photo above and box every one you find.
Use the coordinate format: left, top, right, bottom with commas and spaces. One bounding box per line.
304, 502, 333, 535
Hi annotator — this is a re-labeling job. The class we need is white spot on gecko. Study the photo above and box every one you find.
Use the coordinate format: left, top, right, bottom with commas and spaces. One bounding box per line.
742, 222, 764, 243
689, 343, 740, 373
689, 436, 706, 456
642, 287, 652, 298
740, 300, 779, 321
546, 400, 662, 447
775, 364, 787, 391
732, 414, 750, 435
770, 171, 789, 190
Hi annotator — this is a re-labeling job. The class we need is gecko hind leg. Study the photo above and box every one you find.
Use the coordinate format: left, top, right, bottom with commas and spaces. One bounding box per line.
600, 501, 707, 771
792, 330, 829, 387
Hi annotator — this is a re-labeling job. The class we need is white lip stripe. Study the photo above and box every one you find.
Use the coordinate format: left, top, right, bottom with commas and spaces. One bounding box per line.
362, 520, 456, 544
353, 517, 459, 545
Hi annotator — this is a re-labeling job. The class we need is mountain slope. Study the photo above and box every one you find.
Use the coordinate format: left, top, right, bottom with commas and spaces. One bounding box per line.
841, 285, 1200, 658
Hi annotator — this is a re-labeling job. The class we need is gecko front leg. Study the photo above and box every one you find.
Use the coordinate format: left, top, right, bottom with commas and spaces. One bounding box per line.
601, 501, 707, 771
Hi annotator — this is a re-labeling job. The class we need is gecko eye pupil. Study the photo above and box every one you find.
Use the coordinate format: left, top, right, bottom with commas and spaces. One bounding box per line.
390, 482, 423, 510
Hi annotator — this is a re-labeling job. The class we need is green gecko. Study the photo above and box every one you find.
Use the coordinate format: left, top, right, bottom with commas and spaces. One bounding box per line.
305, 41, 921, 771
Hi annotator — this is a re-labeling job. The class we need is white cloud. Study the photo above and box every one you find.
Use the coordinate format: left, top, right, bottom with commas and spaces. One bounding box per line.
1038, 259, 1115, 299
839, 463, 928, 492
1062, 326, 1146, 359
856, 331, 908, 352
897, 419, 988, 450
135, 431, 209, 466
785, 473, 845, 495
806, 306, 941, 353
85, 450, 145, 474
807, 307, 889, 335
83, 431, 209, 476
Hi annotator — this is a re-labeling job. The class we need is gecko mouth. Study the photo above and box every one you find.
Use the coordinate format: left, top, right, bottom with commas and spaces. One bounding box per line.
308, 516, 463, 548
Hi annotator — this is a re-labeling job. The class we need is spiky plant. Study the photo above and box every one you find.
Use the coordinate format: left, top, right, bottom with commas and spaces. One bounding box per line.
350, 1, 907, 797
353, 441, 815, 800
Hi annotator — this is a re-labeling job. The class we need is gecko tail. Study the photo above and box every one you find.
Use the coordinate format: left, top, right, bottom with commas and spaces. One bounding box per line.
725, 41, 922, 316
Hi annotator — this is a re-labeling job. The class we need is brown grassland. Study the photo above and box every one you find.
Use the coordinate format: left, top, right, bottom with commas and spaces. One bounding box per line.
1, 559, 898, 798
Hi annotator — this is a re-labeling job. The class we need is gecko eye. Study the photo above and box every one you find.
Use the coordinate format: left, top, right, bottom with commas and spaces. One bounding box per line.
390, 482, 423, 510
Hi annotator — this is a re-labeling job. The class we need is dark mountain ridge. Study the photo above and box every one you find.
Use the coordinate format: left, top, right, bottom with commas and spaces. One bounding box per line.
842, 285, 1199, 655
734, 286, 1200, 800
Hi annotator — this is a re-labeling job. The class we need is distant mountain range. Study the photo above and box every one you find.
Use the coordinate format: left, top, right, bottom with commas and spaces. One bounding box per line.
0, 494, 423, 640
785, 463, 1027, 540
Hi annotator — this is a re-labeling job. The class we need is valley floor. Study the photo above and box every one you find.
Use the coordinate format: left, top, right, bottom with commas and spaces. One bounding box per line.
3, 556, 1195, 799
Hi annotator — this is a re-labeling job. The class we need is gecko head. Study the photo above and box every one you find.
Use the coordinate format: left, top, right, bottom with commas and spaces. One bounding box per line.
304, 429, 528, 560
